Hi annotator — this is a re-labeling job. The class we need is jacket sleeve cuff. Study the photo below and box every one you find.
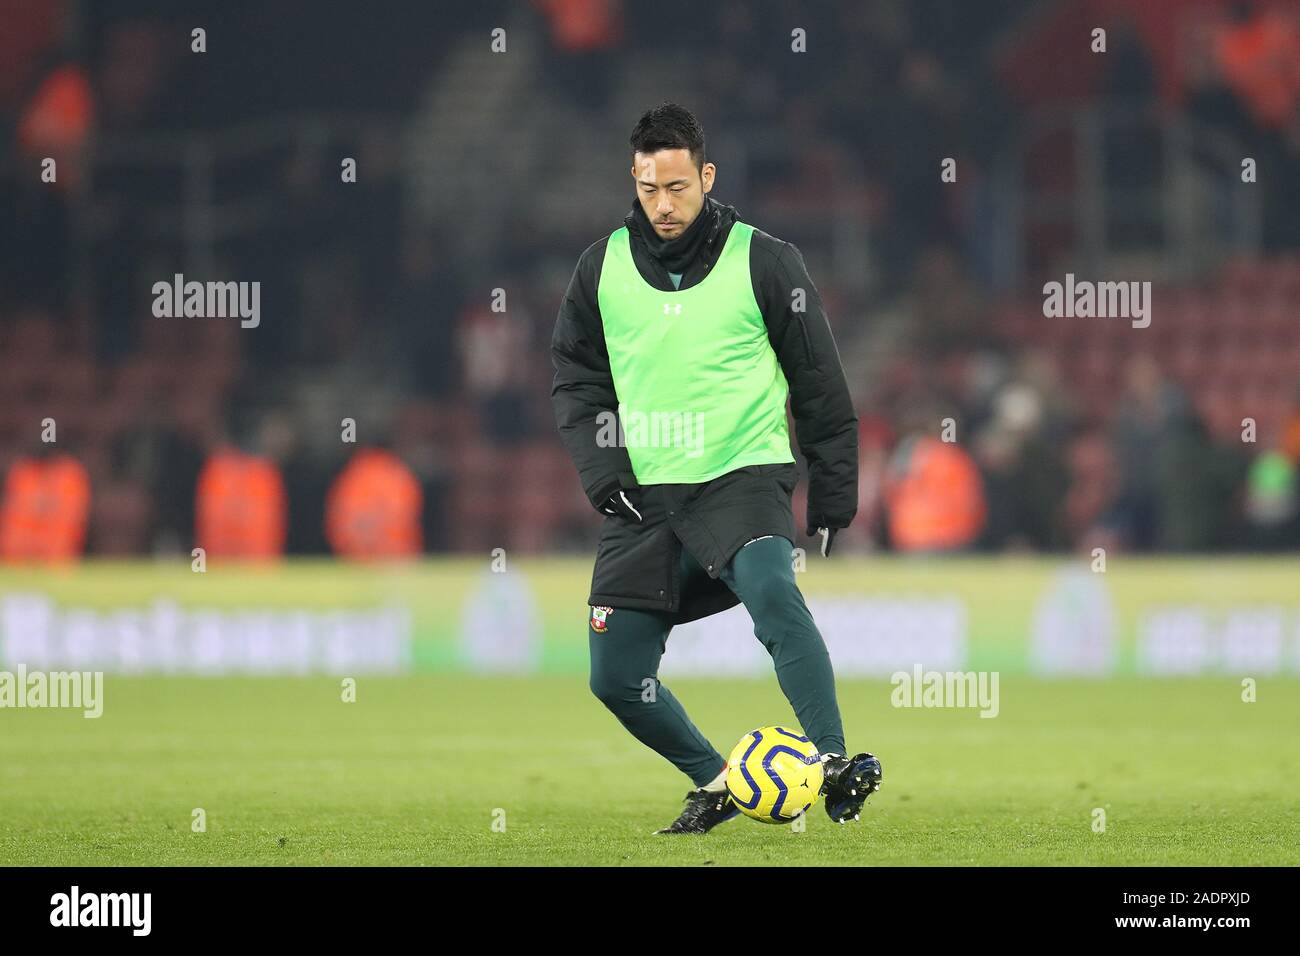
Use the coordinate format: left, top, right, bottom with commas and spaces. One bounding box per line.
587, 476, 621, 510
588, 467, 642, 510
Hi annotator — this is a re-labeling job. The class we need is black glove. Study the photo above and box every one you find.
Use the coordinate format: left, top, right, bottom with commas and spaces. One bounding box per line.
806, 524, 838, 557
600, 487, 644, 523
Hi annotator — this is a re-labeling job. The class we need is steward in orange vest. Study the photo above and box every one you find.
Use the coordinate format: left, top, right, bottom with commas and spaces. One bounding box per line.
325, 448, 422, 560
195, 446, 286, 559
884, 435, 986, 552
0, 451, 91, 561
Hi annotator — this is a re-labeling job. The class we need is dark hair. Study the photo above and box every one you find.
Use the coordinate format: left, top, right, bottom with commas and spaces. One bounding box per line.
629, 102, 706, 173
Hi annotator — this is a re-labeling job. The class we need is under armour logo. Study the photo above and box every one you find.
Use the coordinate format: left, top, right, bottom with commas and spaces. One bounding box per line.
663, 303, 682, 315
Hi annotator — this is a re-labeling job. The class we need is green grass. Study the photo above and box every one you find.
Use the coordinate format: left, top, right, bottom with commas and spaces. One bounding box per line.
1, 675, 1297, 865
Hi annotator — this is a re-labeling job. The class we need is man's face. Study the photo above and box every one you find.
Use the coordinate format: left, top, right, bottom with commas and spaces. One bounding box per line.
632, 149, 715, 240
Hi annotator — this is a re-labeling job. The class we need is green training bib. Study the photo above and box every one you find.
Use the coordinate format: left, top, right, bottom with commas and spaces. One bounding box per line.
596, 221, 794, 484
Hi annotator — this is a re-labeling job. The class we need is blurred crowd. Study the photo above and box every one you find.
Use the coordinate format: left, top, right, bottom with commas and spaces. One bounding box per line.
1, 0, 1299, 559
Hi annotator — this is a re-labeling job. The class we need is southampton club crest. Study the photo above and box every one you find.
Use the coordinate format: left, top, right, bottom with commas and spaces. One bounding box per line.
590, 605, 614, 633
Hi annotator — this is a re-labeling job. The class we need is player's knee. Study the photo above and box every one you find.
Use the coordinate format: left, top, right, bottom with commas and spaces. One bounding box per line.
588, 670, 631, 710
742, 573, 800, 621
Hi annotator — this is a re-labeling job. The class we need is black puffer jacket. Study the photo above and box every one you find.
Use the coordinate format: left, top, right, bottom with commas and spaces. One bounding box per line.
551, 197, 858, 623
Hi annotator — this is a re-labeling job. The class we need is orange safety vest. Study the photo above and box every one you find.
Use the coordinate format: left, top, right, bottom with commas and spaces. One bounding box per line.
195, 448, 286, 559
18, 63, 93, 194
535, 0, 620, 52
325, 449, 423, 560
1215, 12, 1300, 129
0, 454, 91, 562
885, 436, 986, 552
1282, 413, 1300, 466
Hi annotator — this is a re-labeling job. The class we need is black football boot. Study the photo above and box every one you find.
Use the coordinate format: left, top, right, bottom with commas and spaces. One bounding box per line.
819, 752, 883, 824
654, 787, 741, 834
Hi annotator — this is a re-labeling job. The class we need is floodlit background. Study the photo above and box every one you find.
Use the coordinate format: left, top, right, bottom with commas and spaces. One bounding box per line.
3, 0, 1298, 668
2, 0, 1298, 561
0, 0, 1299, 867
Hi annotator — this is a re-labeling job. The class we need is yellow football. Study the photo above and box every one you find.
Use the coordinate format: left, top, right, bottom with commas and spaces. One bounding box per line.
725, 726, 823, 824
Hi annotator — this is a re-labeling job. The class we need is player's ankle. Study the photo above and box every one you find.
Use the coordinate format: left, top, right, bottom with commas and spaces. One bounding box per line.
700, 763, 729, 793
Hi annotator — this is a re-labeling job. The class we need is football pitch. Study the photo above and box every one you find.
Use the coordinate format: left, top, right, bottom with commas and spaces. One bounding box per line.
2, 675, 1297, 866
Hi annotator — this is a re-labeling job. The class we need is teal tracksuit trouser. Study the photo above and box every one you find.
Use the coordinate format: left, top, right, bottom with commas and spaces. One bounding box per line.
587, 534, 846, 786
